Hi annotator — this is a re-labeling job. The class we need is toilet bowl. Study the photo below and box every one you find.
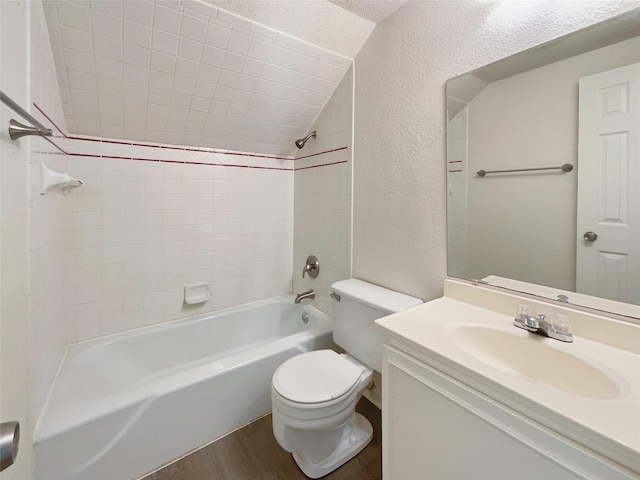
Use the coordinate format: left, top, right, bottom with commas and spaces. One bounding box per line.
271, 349, 373, 478
271, 279, 422, 478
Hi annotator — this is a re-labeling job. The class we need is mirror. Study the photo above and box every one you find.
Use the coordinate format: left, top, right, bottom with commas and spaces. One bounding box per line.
446, 8, 640, 319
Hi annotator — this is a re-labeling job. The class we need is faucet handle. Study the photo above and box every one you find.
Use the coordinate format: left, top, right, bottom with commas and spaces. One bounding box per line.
302, 255, 319, 279
552, 314, 571, 334
515, 304, 529, 325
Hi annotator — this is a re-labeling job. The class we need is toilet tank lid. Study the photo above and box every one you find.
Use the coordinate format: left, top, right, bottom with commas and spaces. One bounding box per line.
331, 279, 423, 313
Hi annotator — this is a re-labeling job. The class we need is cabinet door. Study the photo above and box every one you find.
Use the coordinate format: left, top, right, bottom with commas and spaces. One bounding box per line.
382, 346, 631, 480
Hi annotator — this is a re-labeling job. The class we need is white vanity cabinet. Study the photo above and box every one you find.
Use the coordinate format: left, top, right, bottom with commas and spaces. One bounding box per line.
381, 344, 636, 479
377, 280, 640, 480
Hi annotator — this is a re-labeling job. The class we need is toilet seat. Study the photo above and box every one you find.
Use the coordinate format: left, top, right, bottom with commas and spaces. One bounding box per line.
272, 350, 363, 404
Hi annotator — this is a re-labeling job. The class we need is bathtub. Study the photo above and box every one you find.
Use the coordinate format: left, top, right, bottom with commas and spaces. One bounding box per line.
34, 296, 333, 480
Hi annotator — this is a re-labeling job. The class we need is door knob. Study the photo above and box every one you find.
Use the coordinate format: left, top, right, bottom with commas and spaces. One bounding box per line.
583, 231, 598, 242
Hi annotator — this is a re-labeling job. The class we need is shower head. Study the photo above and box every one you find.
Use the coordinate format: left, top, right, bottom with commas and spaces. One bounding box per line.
295, 131, 316, 149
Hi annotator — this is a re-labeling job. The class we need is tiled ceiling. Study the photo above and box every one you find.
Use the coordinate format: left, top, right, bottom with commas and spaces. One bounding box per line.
43, 0, 352, 156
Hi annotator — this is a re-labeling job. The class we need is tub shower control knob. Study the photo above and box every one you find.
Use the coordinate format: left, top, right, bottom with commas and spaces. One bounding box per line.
302, 255, 319, 279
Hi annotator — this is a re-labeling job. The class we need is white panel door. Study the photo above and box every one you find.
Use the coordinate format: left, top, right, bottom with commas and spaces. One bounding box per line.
577, 63, 640, 305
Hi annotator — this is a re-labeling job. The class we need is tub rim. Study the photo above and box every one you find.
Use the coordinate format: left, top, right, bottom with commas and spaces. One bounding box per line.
35, 295, 332, 442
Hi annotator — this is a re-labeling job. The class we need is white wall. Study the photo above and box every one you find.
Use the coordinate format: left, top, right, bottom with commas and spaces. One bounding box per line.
465, 36, 640, 290
1, 2, 73, 478
352, 0, 638, 302
1, 2, 33, 478
446, 106, 468, 279
293, 65, 353, 314
29, 0, 75, 432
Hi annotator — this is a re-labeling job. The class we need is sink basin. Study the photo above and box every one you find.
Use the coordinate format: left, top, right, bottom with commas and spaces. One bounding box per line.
449, 325, 621, 399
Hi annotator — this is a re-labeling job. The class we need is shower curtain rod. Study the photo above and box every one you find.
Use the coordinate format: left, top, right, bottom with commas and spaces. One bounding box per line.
1, 90, 52, 137
476, 163, 573, 177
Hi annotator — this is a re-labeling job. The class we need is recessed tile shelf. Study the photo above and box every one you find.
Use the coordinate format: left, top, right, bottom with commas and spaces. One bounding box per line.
184, 283, 211, 304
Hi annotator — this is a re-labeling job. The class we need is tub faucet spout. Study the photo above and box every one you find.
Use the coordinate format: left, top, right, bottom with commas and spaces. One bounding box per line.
295, 289, 315, 304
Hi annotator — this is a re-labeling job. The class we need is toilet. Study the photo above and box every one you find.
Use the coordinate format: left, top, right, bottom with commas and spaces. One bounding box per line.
271, 278, 422, 478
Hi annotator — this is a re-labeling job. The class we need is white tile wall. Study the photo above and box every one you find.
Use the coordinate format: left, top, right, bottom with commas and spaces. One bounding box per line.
37, 132, 294, 341
42, 0, 352, 157
293, 65, 353, 314
30, 54, 352, 340
21, 2, 353, 436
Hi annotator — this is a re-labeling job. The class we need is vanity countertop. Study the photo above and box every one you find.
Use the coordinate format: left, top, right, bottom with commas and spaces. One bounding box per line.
376, 279, 640, 475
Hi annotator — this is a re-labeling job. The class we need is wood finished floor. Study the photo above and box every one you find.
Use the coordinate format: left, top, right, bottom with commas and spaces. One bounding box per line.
142, 397, 381, 480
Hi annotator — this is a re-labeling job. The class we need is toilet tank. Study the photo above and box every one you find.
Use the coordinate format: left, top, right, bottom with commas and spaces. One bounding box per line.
331, 279, 422, 372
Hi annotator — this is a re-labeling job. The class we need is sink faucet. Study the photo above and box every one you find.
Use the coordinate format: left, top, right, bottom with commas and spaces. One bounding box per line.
514, 313, 573, 343
295, 289, 315, 304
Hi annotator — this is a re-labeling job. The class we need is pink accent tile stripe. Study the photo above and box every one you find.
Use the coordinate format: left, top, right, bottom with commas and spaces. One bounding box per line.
33, 103, 348, 172
43, 136, 69, 154
63, 134, 297, 161
61, 150, 294, 171
295, 160, 348, 171
295, 146, 348, 160
448, 169, 463, 173
33, 103, 68, 137
73, 151, 291, 171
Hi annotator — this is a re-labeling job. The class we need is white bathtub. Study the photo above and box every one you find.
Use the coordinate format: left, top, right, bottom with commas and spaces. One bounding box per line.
34, 296, 333, 480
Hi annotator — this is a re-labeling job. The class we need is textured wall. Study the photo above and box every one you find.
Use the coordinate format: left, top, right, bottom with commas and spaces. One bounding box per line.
352, 0, 638, 301
207, 0, 375, 59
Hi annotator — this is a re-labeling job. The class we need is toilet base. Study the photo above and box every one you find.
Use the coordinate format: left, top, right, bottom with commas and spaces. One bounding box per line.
292, 413, 373, 479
